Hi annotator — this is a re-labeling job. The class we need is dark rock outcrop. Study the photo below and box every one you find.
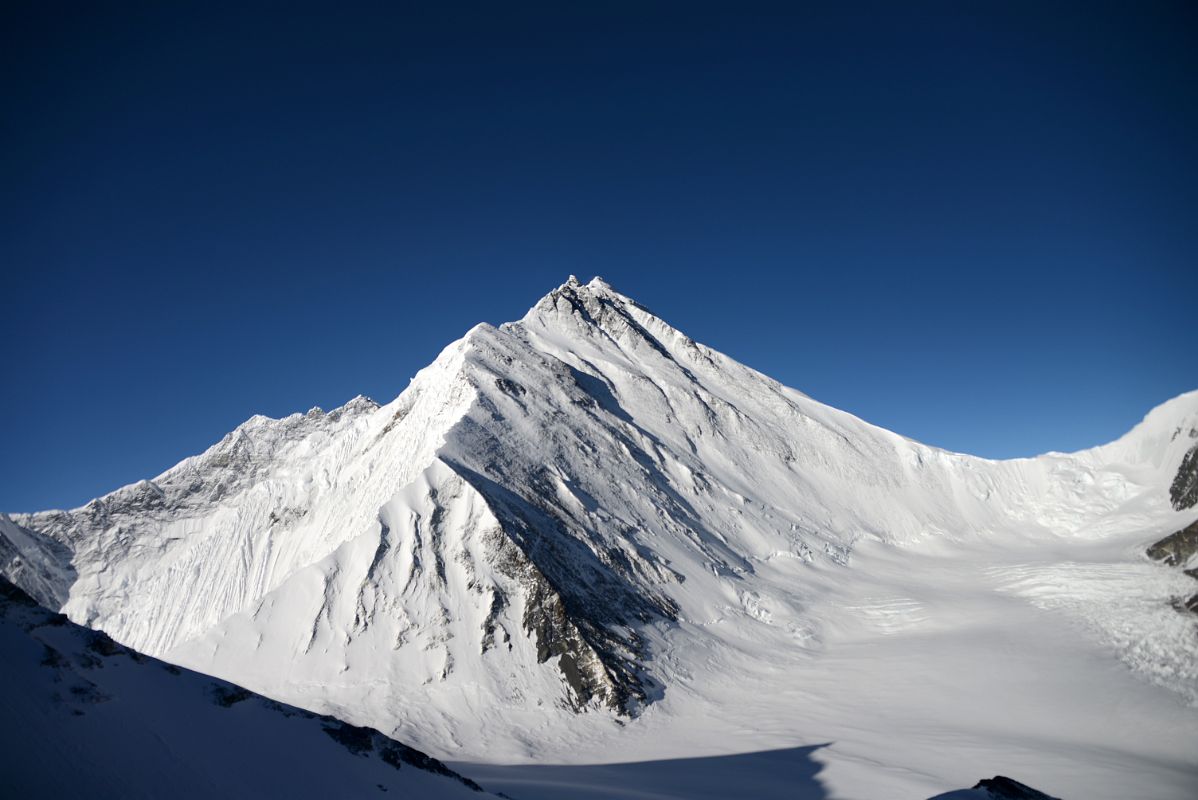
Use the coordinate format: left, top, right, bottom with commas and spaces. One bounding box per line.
322, 721, 484, 790
927, 775, 1062, 800
1171, 593, 1198, 614
1147, 519, 1198, 616
1170, 443, 1198, 510
1146, 519, 1198, 567
971, 775, 1062, 800
468, 470, 668, 714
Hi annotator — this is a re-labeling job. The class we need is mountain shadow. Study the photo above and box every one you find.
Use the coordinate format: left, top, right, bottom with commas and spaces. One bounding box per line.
451, 744, 830, 800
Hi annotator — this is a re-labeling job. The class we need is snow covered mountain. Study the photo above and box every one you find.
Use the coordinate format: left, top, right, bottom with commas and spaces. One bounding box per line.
0, 577, 490, 797
3, 276, 1197, 799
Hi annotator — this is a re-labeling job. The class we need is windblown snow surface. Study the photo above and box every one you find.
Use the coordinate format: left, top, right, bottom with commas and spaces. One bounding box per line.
3, 277, 1197, 799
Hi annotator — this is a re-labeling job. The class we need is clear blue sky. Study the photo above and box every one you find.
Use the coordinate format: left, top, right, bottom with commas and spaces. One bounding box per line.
3, 2, 1195, 512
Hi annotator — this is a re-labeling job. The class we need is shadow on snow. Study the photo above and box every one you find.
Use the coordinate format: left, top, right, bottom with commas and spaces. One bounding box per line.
453, 744, 831, 800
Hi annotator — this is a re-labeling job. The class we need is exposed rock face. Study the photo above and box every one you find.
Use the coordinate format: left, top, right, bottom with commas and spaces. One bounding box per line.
1147, 520, 1198, 567
462, 465, 671, 711
1172, 593, 1198, 614
1147, 519, 1198, 615
1170, 441, 1198, 510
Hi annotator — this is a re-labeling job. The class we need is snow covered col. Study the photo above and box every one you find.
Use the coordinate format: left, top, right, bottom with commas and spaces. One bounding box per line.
2, 277, 1196, 799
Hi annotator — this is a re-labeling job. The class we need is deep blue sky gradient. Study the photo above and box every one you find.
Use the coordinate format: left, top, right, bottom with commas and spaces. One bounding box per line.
3, 2, 1196, 511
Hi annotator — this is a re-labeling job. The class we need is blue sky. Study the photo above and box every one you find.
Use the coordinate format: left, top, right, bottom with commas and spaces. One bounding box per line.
2, 2, 1195, 511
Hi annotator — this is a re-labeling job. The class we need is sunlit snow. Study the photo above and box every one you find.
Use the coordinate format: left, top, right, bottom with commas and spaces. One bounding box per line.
3, 277, 1196, 799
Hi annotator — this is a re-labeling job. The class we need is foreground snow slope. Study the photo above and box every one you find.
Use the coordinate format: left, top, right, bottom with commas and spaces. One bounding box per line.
3, 277, 1197, 799
0, 578, 489, 798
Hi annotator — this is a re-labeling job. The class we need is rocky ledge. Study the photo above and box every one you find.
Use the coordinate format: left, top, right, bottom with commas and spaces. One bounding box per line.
1146, 518, 1198, 615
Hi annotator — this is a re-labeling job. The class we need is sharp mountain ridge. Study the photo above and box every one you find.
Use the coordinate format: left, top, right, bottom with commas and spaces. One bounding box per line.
3, 277, 1197, 798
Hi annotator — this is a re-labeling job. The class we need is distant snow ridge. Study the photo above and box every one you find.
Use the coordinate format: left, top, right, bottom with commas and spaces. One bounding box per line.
3, 276, 1198, 799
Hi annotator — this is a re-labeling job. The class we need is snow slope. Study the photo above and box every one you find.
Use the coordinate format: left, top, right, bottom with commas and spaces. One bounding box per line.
0, 578, 490, 798
3, 276, 1197, 799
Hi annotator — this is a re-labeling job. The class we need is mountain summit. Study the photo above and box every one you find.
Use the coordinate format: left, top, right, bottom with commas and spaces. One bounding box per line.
3, 278, 1197, 799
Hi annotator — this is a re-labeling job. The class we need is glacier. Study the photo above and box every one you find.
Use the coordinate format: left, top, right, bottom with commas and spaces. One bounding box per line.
3, 276, 1197, 799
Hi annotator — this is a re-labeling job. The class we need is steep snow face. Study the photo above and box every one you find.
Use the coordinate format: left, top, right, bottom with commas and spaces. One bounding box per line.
0, 578, 491, 798
0, 514, 74, 609
6, 341, 479, 657
3, 276, 1197, 799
